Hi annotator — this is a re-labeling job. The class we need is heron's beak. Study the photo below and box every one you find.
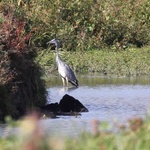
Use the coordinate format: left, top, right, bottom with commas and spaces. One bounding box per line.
46, 41, 52, 45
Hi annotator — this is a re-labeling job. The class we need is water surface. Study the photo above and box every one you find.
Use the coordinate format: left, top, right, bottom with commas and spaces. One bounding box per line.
41, 75, 150, 137
1, 75, 150, 137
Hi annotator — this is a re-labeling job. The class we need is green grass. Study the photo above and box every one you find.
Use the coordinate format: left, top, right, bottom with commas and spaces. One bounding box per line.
37, 46, 150, 77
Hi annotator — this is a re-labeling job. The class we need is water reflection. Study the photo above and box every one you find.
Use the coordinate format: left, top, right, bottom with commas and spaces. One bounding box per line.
45, 81, 150, 137
2, 75, 149, 137
46, 74, 150, 87
58, 86, 78, 93
47, 76, 150, 122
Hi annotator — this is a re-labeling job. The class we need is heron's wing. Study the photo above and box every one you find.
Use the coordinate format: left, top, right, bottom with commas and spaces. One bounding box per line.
57, 61, 77, 81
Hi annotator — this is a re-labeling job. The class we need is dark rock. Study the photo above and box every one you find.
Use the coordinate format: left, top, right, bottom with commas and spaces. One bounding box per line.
41, 102, 60, 113
59, 94, 88, 112
40, 94, 88, 118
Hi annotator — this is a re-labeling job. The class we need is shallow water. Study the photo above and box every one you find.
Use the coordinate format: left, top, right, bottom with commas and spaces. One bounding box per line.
1, 75, 150, 137
40, 75, 150, 137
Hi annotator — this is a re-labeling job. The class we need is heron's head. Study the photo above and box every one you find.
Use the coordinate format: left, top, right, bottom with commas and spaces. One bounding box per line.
47, 38, 60, 49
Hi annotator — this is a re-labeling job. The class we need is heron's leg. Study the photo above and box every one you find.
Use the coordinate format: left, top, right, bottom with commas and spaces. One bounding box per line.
66, 77, 69, 87
61, 77, 66, 87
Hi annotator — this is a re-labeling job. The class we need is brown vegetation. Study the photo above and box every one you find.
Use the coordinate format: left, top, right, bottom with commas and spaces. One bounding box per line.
0, 9, 47, 120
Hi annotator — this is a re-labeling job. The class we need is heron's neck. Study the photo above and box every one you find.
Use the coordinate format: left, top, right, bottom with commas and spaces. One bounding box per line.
55, 45, 59, 53
55, 46, 60, 58
56, 50, 62, 64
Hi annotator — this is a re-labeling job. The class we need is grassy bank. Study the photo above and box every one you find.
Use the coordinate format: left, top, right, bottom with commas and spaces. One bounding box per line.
0, 114, 150, 150
38, 46, 150, 77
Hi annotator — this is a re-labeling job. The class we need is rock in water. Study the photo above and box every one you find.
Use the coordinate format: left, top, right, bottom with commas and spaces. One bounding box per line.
59, 94, 88, 112
41, 102, 60, 113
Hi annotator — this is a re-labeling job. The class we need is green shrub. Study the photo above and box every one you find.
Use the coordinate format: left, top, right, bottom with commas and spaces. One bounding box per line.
0, 8, 47, 120
1, 0, 149, 51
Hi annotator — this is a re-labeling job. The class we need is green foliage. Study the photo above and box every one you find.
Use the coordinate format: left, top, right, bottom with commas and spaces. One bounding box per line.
1, 0, 149, 51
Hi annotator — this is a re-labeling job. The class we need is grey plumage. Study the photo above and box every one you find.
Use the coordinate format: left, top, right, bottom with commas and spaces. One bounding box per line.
47, 38, 78, 87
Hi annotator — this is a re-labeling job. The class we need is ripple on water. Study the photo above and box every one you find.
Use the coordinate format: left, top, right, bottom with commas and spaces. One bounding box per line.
44, 80, 150, 137
1, 77, 150, 137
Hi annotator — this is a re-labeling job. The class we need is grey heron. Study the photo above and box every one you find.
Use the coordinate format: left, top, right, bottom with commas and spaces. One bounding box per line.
47, 38, 79, 87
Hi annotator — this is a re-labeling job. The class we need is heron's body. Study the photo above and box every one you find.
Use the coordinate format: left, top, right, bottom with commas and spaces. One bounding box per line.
47, 38, 78, 87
